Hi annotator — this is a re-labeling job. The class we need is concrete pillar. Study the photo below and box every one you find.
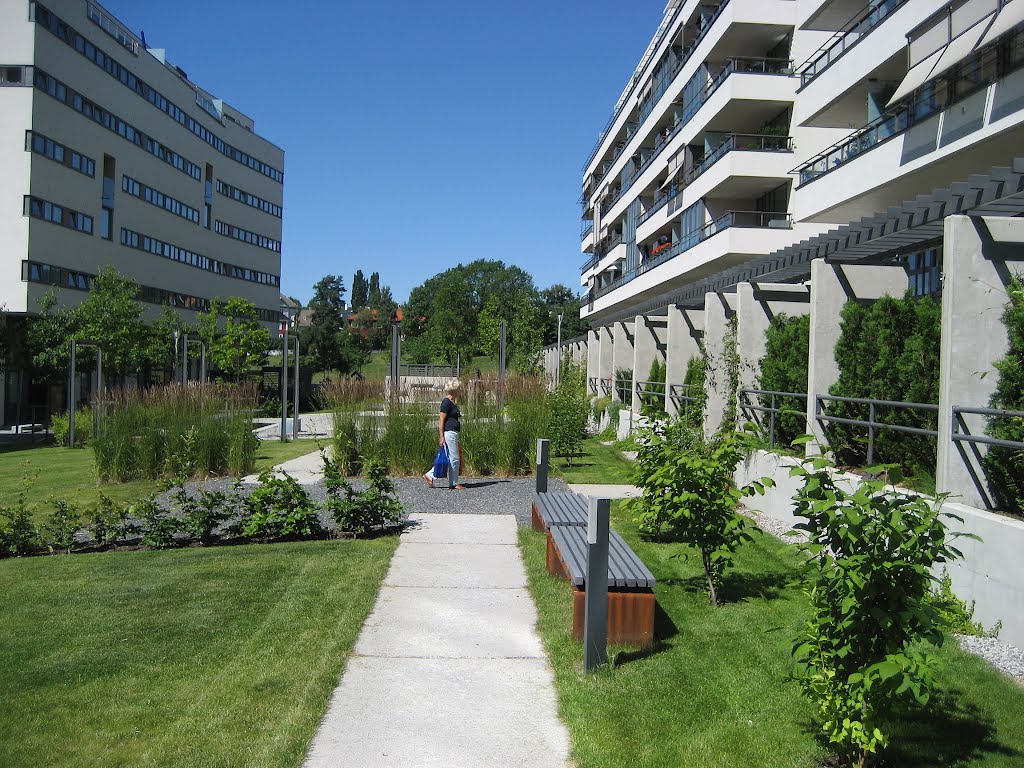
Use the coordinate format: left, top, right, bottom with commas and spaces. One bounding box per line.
586, 330, 600, 395
665, 304, 704, 417
631, 315, 667, 412
937, 215, 1022, 509
598, 326, 614, 397
611, 321, 635, 402
736, 282, 811, 429
703, 291, 737, 439
806, 260, 909, 456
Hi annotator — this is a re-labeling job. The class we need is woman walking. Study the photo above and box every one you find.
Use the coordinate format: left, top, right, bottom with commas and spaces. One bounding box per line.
423, 379, 466, 490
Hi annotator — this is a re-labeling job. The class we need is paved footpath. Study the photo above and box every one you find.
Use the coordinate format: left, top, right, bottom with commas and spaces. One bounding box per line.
304, 513, 570, 768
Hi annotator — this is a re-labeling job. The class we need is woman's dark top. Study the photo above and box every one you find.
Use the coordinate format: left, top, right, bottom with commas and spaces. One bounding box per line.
440, 397, 461, 432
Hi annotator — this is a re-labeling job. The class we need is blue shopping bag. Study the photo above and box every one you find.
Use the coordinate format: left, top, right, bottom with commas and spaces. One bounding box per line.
433, 445, 449, 478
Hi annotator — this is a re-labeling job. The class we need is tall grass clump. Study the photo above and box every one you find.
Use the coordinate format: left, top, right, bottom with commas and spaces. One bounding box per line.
463, 374, 549, 475
91, 384, 258, 481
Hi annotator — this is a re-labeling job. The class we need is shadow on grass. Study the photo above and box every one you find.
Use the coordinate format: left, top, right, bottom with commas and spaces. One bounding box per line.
801, 689, 1019, 768
660, 569, 795, 604
609, 603, 680, 667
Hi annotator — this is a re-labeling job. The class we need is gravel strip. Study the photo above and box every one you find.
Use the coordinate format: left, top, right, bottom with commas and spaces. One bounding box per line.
744, 506, 1024, 685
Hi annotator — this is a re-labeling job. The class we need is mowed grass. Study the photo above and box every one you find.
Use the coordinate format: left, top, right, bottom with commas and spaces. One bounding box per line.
520, 502, 1024, 768
358, 352, 499, 380
0, 536, 397, 767
0, 439, 319, 523
549, 437, 636, 485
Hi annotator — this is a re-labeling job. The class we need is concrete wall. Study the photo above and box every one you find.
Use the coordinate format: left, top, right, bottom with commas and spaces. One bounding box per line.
736, 448, 1024, 648
611, 321, 634, 402
631, 315, 667, 412
703, 291, 738, 438
936, 215, 1023, 509
665, 304, 704, 417
806, 261, 908, 455
587, 329, 600, 394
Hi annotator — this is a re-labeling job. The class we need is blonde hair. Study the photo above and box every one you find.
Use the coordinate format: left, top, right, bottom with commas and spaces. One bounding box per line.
444, 378, 463, 396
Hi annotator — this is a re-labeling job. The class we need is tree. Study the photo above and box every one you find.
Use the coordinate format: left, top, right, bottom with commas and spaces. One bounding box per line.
197, 298, 270, 378
547, 360, 588, 465
422, 272, 477, 365
540, 284, 589, 346
509, 293, 543, 372
368, 272, 381, 308
476, 297, 502, 357
351, 270, 368, 309
29, 267, 151, 383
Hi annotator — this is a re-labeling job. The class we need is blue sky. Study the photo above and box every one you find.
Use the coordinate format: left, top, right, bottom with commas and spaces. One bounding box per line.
103, 0, 666, 305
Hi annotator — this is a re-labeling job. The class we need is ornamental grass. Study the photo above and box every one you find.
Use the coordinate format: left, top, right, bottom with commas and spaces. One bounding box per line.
90, 383, 259, 481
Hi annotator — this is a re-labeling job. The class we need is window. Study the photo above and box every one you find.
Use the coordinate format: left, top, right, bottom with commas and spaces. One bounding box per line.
122, 175, 200, 223
24, 195, 93, 234
119, 227, 280, 286
100, 207, 112, 240
24, 131, 96, 177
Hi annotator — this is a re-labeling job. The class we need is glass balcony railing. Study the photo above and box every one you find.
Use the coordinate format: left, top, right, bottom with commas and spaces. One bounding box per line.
686, 133, 792, 184
798, 0, 907, 87
581, 220, 594, 240
590, 210, 791, 299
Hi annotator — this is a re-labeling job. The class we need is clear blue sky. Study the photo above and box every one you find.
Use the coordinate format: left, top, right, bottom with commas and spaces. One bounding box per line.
103, 0, 666, 305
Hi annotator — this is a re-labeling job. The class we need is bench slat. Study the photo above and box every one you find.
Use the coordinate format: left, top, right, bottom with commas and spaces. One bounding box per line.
533, 492, 588, 528
549, 526, 655, 589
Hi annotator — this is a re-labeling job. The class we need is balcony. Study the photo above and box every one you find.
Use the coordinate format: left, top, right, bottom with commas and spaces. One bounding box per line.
591, 210, 792, 300
798, 0, 908, 87
581, 220, 594, 240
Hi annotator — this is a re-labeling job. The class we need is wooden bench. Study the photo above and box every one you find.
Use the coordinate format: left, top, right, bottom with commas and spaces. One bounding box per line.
530, 491, 588, 532
546, 525, 656, 648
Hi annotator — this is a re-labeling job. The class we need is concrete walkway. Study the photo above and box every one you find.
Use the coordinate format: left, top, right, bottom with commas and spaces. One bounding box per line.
242, 448, 326, 485
567, 483, 641, 499
304, 513, 570, 768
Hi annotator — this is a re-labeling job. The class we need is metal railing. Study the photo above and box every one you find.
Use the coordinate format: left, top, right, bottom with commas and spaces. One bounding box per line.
614, 377, 633, 402
816, 394, 938, 465
398, 364, 458, 377
739, 389, 808, 449
599, 377, 612, 396
798, 0, 907, 87
635, 380, 667, 399
588, 376, 598, 395
685, 133, 793, 184
952, 405, 1024, 450
593, 210, 792, 300
581, 220, 594, 240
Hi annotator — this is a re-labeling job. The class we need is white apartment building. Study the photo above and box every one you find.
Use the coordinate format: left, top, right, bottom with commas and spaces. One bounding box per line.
0, 0, 285, 424
569, 0, 1024, 399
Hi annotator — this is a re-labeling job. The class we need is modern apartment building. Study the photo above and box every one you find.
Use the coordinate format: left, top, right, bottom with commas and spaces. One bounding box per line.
0, 0, 285, 423
572, 0, 1024, 392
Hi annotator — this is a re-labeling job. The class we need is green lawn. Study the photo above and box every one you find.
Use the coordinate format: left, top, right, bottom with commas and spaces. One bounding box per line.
549, 437, 636, 485
356, 352, 499, 380
520, 502, 1024, 768
0, 439, 318, 522
0, 537, 397, 767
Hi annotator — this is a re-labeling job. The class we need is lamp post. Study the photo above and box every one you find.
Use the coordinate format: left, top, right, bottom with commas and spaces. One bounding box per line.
292, 331, 300, 438
279, 300, 296, 442
68, 339, 102, 448
556, 312, 564, 387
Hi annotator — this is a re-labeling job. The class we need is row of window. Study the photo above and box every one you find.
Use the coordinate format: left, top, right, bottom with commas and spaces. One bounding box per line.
25, 131, 96, 177
33, 68, 202, 180
216, 179, 282, 218
0, 65, 29, 85
23, 196, 93, 234
122, 175, 201, 224
120, 227, 280, 286
214, 220, 282, 253
35, 3, 285, 185
22, 260, 281, 322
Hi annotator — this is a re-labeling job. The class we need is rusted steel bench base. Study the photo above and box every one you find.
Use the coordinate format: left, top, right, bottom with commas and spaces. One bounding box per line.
572, 586, 655, 648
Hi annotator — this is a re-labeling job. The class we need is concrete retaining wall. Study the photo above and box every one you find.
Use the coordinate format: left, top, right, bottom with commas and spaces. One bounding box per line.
736, 448, 1024, 648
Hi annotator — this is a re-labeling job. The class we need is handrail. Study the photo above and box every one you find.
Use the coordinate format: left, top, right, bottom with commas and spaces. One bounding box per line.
952, 405, 1024, 450
581, 220, 594, 240
685, 133, 792, 184
816, 394, 938, 465
797, 0, 908, 87
739, 388, 808, 449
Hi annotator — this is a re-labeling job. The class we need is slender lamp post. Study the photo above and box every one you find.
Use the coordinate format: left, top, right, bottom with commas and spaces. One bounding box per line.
556, 313, 564, 387
292, 330, 300, 439
279, 300, 296, 442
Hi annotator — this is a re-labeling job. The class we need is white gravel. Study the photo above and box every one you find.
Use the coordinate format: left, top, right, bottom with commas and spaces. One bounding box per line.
744, 505, 1024, 685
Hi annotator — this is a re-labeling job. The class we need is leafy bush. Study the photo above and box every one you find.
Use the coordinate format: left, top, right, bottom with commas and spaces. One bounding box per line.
546, 361, 589, 466
322, 452, 403, 535
790, 448, 968, 767
43, 500, 81, 555
680, 354, 706, 427
240, 471, 323, 540
88, 493, 138, 546
828, 293, 940, 477
132, 496, 182, 550
1, 471, 42, 556
613, 367, 633, 403
51, 408, 91, 447
629, 423, 771, 606
172, 481, 242, 543
757, 313, 809, 450
983, 275, 1024, 515
929, 571, 992, 638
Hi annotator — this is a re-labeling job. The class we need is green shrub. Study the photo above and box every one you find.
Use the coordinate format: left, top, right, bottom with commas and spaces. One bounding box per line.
629, 424, 771, 606
790, 448, 968, 767
983, 275, 1024, 514
613, 367, 633, 403
929, 571, 991, 637
1, 471, 42, 556
640, 358, 667, 418
829, 293, 940, 477
88, 493, 138, 546
240, 471, 323, 540
133, 495, 182, 550
51, 408, 92, 447
757, 313, 809, 450
547, 361, 588, 466
680, 354, 707, 427
323, 452, 403, 535
172, 481, 242, 544
43, 500, 81, 555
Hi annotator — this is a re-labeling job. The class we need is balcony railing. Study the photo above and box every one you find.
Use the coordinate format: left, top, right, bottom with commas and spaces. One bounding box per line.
797, 33, 1024, 185
686, 133, 793, 184
581, 220, 594, 240
798, 0, 908, 87
582, 0, 732, 173
591, 210, 791, 299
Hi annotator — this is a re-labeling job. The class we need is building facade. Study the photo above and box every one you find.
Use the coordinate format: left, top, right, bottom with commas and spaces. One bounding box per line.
0, 0, 285, 424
